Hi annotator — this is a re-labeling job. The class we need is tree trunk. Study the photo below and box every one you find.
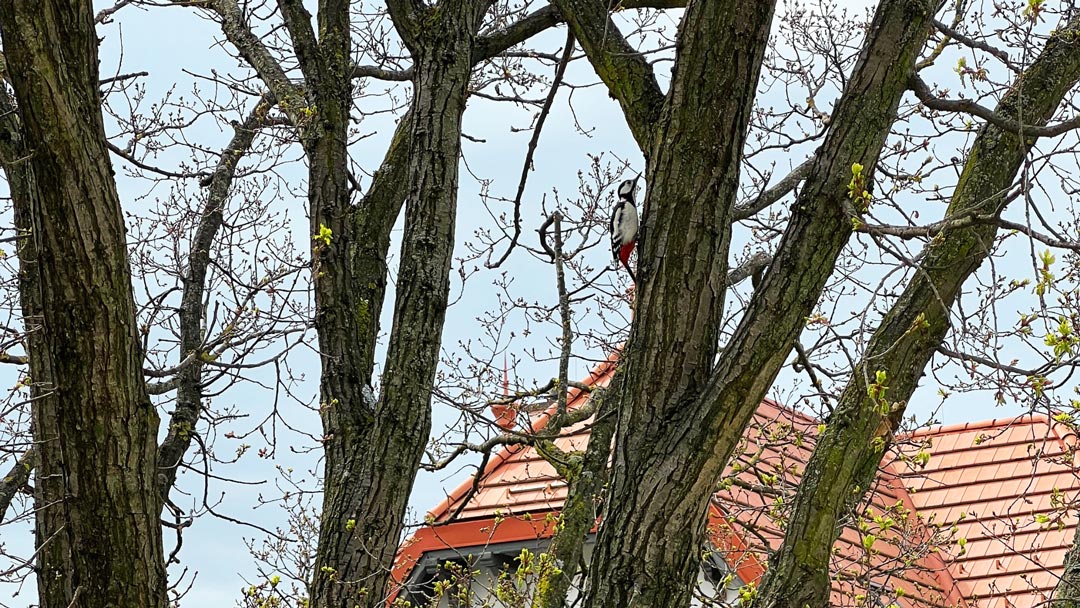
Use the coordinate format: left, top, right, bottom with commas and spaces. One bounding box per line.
532, 387, 617, 608
1056, 522, 1080, 606
0, 1, 167, 606
308, 2, 479, 605
572, 2, 937, 608
579, 2, 776, 607
752, 13, 1080, 608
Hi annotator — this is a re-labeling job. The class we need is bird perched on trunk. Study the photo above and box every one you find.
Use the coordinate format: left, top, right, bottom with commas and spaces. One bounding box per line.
610, 174, 640, 281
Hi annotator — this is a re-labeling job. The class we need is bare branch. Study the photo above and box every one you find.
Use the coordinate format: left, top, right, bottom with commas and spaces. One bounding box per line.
193, 0, 309, 118
931, 19, 1019, 73
275, 0, 321, 84
488, 30, 575, 269
99, 71, 149, 87
158, 95, 272, 500
547, 0, 665, 149
352, 64, 413, 81
725, 251, 771, 286
911, 74, 1080, 138
0, 447, 33, 523
0, 352, 27, 365
734, 159, 814, 220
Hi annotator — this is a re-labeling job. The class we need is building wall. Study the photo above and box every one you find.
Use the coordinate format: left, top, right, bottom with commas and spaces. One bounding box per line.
403, 535, 744, 607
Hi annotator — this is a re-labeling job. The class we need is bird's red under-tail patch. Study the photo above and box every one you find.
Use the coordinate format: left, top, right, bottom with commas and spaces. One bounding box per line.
619, 241, 636, 265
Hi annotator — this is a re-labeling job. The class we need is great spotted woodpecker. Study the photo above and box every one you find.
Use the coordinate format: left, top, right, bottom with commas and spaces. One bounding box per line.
610, 175, 640, 281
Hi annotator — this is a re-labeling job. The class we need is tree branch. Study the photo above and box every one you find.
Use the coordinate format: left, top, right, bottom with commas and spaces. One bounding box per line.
547, 0, 665, 150
157, 95, 271, 500
275, 0, 321, 84
758, 12, 1080, 607
0, 447, 33, 523
911, 73, 1080, 138
932, 19, 1019, 73
385, 0, 426, 54
725, 251, 771, 286
197, 0, 309, 118
734, 159, 814, 220
0, 352, 27, 365
352, 63, 413, 81
488, 30, 575, 269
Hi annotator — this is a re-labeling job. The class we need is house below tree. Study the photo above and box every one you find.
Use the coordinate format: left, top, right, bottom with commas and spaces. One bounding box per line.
393, 355, 1080, 608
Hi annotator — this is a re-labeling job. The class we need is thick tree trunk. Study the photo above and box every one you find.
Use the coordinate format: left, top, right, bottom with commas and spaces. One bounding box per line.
308, 3, 478, 605
750, 13, 1080, 608
580, 2, 776, 607
578, 2, 936, 608
1057, 523, 1080, 606
0, 1, 167, 606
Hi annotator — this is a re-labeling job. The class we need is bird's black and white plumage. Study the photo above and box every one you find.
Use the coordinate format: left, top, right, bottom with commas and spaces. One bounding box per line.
610, 175, 640, 281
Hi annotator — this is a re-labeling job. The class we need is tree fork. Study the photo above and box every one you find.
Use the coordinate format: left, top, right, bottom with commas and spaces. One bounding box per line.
583, 1, 938, 607
754, 12, 1080, 608
308, 2, 484, 606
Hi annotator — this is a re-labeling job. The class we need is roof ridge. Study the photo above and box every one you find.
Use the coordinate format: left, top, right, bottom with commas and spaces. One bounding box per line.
426, 350, 620, 522
907, 413, 1051, 439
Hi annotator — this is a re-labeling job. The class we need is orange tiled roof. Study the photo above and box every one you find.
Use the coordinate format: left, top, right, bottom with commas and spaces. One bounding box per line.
897, 415, 1080, 608
401, 357, 1080, 608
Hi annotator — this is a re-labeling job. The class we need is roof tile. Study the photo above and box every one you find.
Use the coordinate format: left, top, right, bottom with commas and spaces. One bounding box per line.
409, 359, 1080, 608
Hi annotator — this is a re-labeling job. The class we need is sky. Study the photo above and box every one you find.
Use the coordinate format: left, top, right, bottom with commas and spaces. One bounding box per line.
3, 0, 1075, 605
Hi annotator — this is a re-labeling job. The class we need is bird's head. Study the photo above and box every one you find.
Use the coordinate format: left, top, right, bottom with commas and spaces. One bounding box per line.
617, 173, 641, 201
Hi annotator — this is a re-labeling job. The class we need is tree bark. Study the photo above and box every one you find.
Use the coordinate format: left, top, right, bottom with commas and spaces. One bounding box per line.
307, 1, 482, 605
532, 388, 617, 608
558, 2, 938, 608
0, 1, 167, 606
156, 97, 271, 501
577, 2, 776, 607
1057, 522, 1080, 606
746, 12, 1080, 608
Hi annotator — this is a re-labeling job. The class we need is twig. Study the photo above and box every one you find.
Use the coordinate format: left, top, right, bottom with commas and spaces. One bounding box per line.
99, 71, 149, 87
106, 141, 210, 181
488, 29, 575, 268
911, 74, 1080, 138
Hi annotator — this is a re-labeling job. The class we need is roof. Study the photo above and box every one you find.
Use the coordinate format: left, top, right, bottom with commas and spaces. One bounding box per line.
396, 356, 1080, 608
897, 414, 1080, 608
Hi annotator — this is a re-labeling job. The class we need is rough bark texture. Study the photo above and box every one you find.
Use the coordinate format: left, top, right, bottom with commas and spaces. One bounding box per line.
0, 78, 37, 529
0, 1, 167, 606
0, 447, 32, 523
188, 1, 566, 604
307, 1, 481, 605
567, 2, 938, 608
157, 98, 270, 500
579, 2, 776, 607
746, 13, 1080, 608
1058, 523, 1080, 606
0, 79, 40, 530
532, 388, 617, 608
